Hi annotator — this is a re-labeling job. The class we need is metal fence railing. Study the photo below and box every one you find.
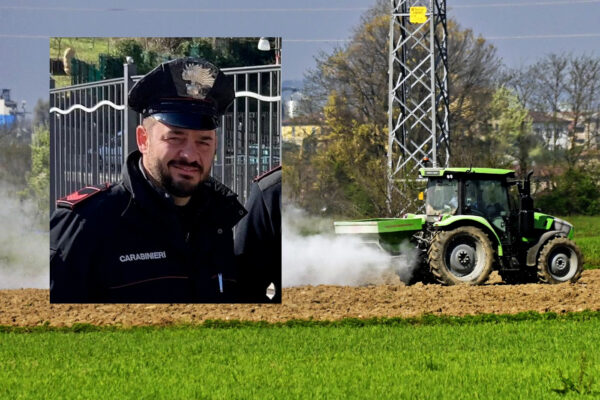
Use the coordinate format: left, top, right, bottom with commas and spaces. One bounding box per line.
216, 65, 281, 203
49, 63, 281, 214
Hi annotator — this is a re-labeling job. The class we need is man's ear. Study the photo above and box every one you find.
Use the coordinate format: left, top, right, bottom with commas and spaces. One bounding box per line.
136, 125, 149, 153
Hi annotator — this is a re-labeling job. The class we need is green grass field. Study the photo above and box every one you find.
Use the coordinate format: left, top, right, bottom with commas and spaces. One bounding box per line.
1, 314, 600, 399
1, 216, 598, 398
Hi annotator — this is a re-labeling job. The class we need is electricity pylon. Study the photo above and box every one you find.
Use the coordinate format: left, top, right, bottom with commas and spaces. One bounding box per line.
387, 0, 450, 212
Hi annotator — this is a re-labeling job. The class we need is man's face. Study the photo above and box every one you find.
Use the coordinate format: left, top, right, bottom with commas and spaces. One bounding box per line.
137, 118, 216, 198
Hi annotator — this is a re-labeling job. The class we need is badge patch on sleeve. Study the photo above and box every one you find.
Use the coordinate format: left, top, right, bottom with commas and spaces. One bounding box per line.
56, 183, 110, 209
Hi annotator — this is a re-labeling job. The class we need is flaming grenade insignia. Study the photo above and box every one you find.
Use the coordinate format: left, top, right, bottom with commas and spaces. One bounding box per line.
181, 63, 217, 99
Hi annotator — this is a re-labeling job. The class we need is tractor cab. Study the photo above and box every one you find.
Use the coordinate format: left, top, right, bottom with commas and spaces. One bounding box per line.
421, 167, 515, 230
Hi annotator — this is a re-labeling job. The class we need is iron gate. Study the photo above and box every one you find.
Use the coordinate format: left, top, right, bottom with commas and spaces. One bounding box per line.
49, 63, 281, 214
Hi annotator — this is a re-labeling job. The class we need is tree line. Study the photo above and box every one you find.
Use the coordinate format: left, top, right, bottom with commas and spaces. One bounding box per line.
283, 0, 600, 217
51, 37, 276, 81
0, 99, 49, 225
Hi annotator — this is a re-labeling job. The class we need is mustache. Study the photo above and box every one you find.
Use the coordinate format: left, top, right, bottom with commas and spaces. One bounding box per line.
168, 159, 203, 171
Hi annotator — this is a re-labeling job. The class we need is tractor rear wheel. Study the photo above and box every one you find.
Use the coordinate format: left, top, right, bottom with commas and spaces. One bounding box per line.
428, 226, 494, 285
536, 237, 583, 284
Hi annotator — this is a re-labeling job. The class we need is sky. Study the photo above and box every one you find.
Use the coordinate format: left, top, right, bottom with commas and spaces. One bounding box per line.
0, 0, 599, 111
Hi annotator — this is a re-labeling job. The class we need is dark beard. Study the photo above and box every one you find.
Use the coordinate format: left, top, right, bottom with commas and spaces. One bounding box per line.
155, 160, 205, 197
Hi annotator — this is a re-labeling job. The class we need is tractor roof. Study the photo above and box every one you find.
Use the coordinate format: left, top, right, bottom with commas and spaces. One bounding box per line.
419, 167, 515, 178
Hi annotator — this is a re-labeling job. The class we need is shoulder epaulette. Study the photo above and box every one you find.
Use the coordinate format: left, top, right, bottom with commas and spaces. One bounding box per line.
253, 165, 282, 183
255, 165, 282, 191
56, 183, 111, 209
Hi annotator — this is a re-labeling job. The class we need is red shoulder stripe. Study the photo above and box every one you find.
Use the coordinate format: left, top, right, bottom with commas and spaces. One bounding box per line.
56, 183, 110, 209
253, 164, 282, 182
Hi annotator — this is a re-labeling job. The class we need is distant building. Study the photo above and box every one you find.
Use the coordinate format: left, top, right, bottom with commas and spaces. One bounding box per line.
282, 125, 321, 145
282, 90, 323, 146
529, 110, 600, 150
283, 91, 303, 120
529, 111, 570, 150
285, 99, 297, 119
0, 89, 17, 126
561, 111, 600, 148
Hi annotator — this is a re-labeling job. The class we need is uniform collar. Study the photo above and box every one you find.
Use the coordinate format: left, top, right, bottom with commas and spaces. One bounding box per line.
121, 151, 247, 228
137, 157, 175, 204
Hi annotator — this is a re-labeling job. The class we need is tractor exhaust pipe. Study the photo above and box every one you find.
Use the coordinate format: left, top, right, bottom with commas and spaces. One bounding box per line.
519, 170, 535, 235
524, 170, 534, 196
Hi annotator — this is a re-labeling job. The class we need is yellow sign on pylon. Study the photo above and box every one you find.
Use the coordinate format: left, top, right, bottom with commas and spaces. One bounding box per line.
409, 6, 427, 24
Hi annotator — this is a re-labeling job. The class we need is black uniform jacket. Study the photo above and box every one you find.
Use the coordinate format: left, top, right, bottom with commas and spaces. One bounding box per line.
50, 151, 247, 303
234, 166, 282, 303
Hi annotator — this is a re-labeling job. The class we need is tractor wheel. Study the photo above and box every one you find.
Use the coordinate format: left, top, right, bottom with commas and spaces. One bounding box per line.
498, 269, 537, 285
428, 226, 494, 285
536, 237, 583, 284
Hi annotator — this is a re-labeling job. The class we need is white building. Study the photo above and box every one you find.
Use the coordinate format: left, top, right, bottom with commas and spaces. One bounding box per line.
529, 111, 571, 150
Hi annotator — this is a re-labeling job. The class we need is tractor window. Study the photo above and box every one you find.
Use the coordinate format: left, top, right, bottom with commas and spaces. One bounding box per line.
508, 184, 519, 211
464, 179, 509, 219
426, 178, 458, 215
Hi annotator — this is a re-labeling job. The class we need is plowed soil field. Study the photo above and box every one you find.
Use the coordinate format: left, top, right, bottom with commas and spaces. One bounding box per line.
2, 270, 600, 327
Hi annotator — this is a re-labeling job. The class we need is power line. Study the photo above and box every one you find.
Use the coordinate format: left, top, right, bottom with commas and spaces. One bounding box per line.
0, 6, 370, 13
289, 33, 600, 42
452, 0, 600, 9
0, 34, 351, 42
284, 39, 350, 43
1, 33, 599, 42
286, 33, 600, 42
487, 32, 600, 40
0, 1, 599, 13
0, 34, 47, 39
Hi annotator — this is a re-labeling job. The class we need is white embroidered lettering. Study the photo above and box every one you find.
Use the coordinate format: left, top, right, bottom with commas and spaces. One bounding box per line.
119, 251, 167, 263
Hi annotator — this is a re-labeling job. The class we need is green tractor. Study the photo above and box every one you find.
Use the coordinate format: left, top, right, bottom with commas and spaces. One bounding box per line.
334, 167, 583, 285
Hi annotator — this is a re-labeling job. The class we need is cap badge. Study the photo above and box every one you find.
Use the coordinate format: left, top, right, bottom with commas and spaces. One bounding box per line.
181, 63, 217, 99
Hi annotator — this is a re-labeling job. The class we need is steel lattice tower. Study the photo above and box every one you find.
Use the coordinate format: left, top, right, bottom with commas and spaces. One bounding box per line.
387, 0, 450, 210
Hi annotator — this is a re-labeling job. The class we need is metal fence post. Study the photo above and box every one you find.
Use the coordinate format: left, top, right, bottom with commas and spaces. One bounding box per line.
123, 62, 138, 158
49, 78, 56, 216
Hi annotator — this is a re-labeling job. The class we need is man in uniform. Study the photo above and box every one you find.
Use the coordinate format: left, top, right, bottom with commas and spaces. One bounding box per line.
234, 165, 282, 303
50, 57, 247, 303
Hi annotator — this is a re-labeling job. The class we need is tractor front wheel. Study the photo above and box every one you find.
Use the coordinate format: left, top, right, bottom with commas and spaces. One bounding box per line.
428, 226, 494, 285
536, 237, 583, 284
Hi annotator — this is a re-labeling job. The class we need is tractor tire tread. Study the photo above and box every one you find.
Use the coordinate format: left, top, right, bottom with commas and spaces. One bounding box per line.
428, 226, 494, 286
536, 237, 583, 284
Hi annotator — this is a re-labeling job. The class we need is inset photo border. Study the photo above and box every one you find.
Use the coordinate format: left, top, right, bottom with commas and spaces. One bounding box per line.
49, 37, 282, 304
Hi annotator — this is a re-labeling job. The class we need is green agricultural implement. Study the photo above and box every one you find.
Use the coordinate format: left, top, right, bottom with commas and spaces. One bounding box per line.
334, 167, 583, 285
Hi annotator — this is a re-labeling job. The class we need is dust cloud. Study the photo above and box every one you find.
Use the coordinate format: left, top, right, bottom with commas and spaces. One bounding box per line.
282, 206, 420, 287
0, 185, 48, 289
0, 196, 421, 289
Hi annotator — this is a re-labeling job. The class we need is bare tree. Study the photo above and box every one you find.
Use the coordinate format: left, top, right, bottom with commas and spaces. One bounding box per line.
447, 21, 502, 167
502, 64, 538, 110
530, 54, 568, 151
301, 1, 390, 126
562, 54, 600, 166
